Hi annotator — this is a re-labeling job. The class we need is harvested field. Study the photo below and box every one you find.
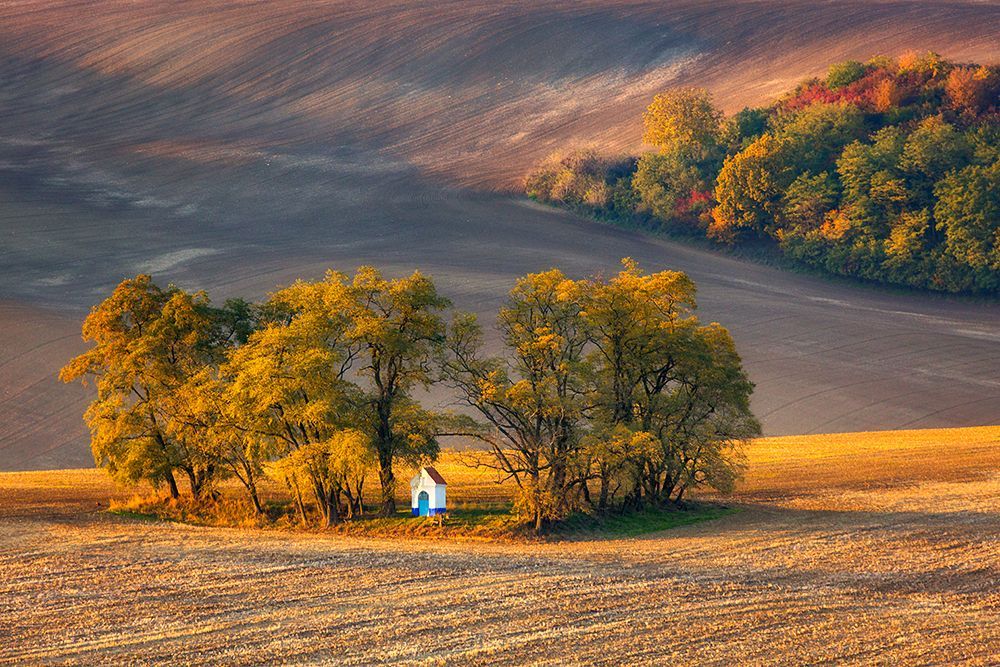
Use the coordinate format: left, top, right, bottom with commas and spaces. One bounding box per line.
1, 426, 998, 664
1, 1, 999, 470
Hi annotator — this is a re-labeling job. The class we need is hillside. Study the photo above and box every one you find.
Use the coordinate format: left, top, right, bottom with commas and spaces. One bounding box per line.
2, 1, 1000, 469
2, 426, 998, 663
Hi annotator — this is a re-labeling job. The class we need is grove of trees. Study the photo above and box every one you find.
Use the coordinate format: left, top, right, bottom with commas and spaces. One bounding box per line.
63, 262, 758, 533
525, 54, 1000, 293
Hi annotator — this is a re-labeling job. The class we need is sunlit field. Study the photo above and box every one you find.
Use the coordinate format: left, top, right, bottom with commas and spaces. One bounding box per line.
1, 3, 999, 663
2, 426, 997, 664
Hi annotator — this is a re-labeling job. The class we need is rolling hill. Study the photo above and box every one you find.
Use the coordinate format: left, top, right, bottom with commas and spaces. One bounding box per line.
1, 0, 999, 470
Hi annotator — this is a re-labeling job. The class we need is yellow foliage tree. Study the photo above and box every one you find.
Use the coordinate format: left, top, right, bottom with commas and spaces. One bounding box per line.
60, 276, 221, 499
444, 269, 587, 533
643, 88, 722, 156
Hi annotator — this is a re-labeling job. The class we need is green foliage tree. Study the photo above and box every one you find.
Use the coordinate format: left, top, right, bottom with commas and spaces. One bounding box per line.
773, 101, 866, 173
445, 261, 759, 528
721, 107, 770, 153
782, 171, 839, 232
579, 260, 758, 507
826, 60, 868, 89
631, 150, 707, 224
901, 116, 973, 187
525, 54, 1000, 293
935, 161, 1000, 279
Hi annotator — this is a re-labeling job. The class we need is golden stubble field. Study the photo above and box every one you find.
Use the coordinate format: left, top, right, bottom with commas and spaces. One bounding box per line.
1, 426, 998, 665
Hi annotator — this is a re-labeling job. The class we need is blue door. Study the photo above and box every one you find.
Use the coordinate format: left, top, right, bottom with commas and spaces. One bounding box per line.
418, 491, 429, 517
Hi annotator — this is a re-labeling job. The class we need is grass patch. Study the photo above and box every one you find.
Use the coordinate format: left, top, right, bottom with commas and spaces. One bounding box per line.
554, 503, 737, 539
108, 508, 172, 523
106, 492, 737, 542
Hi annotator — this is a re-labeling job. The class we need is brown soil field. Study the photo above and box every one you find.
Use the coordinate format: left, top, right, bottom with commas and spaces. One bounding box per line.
1, 426, 998, 664
2, 1, 1000, 470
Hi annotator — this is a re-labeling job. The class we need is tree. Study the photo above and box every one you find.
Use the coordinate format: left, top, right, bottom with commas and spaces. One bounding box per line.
267, 429, 372, 525
577, 259, 696, 507
883, 209, 933, 277
898, 51, 947, 77
579, 260, 758, 507
525, 150, 637, 216
580, 427, 660, 510
524, 150, 618, 209
835, 127, 910, 239
901, 116, 972, 185
774, 101, 866, 173
446, 261, 759, 526
710, 134, 789, 241
220, 279, 361, 525
343, 267, 450, 515
782, 171, 839, 232
934, 161, 1000, 274
444, 270, 587, 533
653, 322, 759, 502
837, 127, 906, 203
945, 67, 988, 113
181, 368, 271, 514
643, 88, 723, 158
631, 150, 709, 224
60, 276, 222, 499
721, 107, 770, 153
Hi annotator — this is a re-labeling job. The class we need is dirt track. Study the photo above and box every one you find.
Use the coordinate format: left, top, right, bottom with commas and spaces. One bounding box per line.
1, 1, 999, 469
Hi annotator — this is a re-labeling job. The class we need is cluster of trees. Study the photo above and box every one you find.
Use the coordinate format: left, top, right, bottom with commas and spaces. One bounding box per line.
526, 54, 1000, 293
64, 262, 758, 532
444, 260, 759, 531
61, 270, 454, 526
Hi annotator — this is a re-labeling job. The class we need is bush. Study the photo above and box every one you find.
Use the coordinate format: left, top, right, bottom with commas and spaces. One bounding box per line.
827, 60, 868, 89
525, 150, 637, 217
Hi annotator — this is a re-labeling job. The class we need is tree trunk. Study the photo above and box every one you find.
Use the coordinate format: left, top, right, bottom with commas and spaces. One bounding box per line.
165, 470, 180, 499
343, 488, 355, 519
247, 478, 264, 515
598, 469, 609, 510
354, 479, 365, 517
581, 477, 593, 508
186, 468, 200, 500
377, 451, 396, 516
291, 478, 308, 527
326, 487, 339, 527
310, 477, 329, 527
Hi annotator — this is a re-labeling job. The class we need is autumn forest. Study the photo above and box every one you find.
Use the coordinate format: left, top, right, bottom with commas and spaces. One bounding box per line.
527, 54, 1000, 293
